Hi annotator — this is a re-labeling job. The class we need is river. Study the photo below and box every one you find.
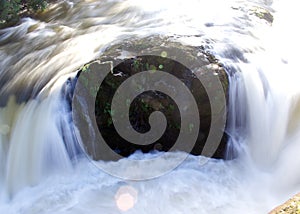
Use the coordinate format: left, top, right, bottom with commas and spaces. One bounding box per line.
0, 0, 299, 213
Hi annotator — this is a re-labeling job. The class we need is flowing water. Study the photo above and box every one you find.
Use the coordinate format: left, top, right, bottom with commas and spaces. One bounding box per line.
0, 0, 299, 213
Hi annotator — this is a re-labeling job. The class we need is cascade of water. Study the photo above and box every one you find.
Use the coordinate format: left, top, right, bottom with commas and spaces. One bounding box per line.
225, 66, 248, 160
0, 83, 79, 197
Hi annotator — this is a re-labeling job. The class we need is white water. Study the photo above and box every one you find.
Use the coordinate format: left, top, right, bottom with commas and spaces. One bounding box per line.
0, 0, 300, 213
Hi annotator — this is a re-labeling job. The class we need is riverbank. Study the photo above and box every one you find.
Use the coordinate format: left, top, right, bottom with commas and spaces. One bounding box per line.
0, 0, 57, 29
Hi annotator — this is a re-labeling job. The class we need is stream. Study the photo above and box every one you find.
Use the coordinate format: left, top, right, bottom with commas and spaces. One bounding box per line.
0, 0, 299, 213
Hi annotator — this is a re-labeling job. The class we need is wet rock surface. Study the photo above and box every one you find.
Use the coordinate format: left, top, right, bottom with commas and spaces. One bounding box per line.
270, 193, 300, 214
76, 35, 229, 159
232, 5, 274, 24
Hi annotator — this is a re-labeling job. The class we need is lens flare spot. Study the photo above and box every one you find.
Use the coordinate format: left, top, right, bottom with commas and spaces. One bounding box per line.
115, 185, 138, 211
161, 51, 168, 58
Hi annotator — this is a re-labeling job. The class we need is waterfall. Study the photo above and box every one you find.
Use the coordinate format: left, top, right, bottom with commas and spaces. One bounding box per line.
0, 85, 76, 196
0, 0, 299, 213
225, 66, 248, 160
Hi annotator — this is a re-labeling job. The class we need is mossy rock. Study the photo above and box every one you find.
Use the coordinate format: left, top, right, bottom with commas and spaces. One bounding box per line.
270, 193, 300, 214
250, 6, 274, 24
232, 5, 273, 24
76, 35, 229, 159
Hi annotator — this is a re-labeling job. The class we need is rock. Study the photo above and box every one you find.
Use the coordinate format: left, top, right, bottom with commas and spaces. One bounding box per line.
75, 35, 229, 159
269, 193, 300, 214
250, 6, 274, 24
232, 5, 274, 24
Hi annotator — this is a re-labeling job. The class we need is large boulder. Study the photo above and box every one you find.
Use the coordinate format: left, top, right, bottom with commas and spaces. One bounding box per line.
75, 35, 229, 159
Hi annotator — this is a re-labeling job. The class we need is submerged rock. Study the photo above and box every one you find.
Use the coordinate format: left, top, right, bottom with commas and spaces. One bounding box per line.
232, 5, 274, 24
250, 6, 274, 24
75, 35, 229, 160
